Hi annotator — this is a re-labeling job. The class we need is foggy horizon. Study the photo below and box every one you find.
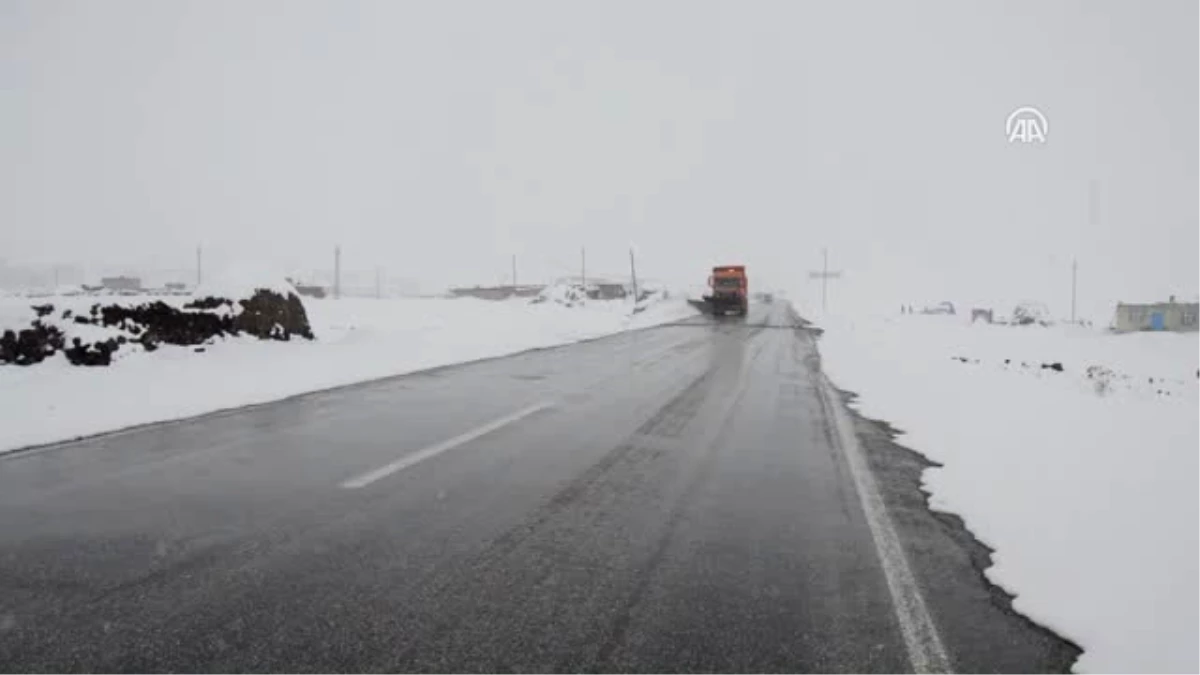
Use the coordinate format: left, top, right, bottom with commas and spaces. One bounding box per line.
3, 0, 1196, 321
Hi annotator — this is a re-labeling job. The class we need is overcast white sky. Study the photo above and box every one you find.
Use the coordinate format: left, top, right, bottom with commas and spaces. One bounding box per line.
2, 0, 1196, 318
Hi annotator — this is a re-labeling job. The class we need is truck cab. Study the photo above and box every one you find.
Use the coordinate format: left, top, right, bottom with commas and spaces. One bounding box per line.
706, 265, 748, 316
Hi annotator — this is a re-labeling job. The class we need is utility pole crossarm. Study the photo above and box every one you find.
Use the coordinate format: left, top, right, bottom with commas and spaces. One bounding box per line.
808, 248, 843, 312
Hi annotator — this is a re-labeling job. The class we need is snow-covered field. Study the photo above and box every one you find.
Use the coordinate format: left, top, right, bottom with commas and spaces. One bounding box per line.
817, 313, 1199, 673
0, 290, 696, 453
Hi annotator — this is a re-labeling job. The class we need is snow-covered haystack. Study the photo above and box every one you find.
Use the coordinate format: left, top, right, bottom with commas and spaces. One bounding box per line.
0, 280, 312, 367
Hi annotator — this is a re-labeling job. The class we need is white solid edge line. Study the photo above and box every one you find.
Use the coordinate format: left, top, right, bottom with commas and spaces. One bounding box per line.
340, 401, 554, 490
818, 374, 952, 674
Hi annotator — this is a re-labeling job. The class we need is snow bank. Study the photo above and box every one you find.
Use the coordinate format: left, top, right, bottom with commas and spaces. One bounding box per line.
817, 313, 1199, 673
0, 294, 696, 453
533, 280, 590, 306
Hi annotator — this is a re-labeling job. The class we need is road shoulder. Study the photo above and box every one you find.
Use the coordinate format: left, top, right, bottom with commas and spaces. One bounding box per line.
838, 386, 1082, 673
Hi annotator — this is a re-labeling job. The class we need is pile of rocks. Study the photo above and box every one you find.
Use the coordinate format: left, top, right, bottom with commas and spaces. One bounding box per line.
0, 320, 65, 366
232, 291, 314, 341
64, 335, 125, 366
0, 289, 313, 367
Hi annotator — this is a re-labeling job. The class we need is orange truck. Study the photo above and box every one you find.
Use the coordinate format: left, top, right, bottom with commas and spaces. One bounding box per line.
704, 265, 748, 316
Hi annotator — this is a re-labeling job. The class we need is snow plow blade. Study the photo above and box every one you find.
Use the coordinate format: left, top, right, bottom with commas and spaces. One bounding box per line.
697, 295, 746, 317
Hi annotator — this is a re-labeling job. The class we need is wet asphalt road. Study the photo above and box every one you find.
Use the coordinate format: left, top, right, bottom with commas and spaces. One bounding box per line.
0, 302, 1075, 672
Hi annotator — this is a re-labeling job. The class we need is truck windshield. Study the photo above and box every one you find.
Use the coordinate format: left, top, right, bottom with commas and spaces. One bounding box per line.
714, 278, 741, 288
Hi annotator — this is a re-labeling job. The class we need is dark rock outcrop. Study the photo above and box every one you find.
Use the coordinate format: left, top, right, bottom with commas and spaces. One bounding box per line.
65, 336, 120, 366
96, 301, 236, 346
1, 287, 312, 367
184, 296, 233, 311
0, 321, 66, 366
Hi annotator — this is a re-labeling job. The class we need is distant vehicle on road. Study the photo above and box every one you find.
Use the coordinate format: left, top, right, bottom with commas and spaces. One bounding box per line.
704, 265, 748, 316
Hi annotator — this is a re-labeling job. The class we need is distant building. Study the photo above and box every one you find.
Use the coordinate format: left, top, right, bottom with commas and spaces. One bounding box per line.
550, 277, 631, 301
1112, 297, 1199, 333
100, 276, 142, 292
165, 282, 187, 291
921, 301, 956, 316
296, 285, 327, 299
590, 282, 628, 300
971, 308, 994, 324
283, 278, 327, 299
449, 285, 545, 301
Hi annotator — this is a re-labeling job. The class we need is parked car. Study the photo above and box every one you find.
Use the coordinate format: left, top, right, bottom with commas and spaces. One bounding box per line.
923, 301, 956, 315
1012, 301, 1052, 326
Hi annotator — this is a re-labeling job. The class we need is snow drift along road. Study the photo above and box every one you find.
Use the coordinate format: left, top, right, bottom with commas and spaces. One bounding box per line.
817, 313, 1198, 674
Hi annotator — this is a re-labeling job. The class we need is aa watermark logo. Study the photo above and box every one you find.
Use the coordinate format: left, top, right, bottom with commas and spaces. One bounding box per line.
1006, 106, 1048, 144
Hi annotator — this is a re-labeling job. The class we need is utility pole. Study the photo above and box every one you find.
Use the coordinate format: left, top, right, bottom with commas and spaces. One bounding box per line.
581, 247, 586, 289
629, 247, 639, 302
196, 245, 202, 287
1071, 259, 1078, 324
334, 245, 341, 300
808, 247, 843, 313
512, 254, 517, 289
375, 266, 382, 299
822, 248, 829, 312
54, 266, 59, 288
821, 247, 829, 312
